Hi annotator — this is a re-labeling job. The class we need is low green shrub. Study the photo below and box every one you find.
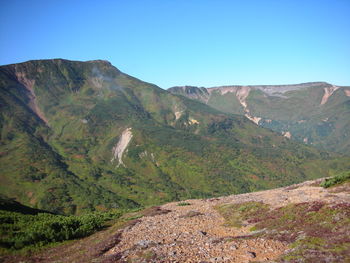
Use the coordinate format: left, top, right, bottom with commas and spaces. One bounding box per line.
321, 171, 350, 188
177, 202, 191, 206
0, 210, 123, 250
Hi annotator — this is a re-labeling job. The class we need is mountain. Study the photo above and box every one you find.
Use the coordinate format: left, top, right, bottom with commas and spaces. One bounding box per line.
1, 59, 349, 215
169, 83, 350, 154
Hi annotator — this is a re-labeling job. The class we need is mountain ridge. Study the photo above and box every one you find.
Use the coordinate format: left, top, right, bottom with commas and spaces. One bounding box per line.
1, 59, 349, 215
169, 82, 350, 154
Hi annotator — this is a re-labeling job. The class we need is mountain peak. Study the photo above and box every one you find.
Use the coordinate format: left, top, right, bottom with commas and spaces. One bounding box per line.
1, 58, 113, 68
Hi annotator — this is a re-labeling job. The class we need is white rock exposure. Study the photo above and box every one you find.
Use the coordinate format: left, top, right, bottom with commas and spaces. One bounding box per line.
235, 86, 251, 109
174, 111, 183, 120
245, 114, 261, 125
283, 131, 292, 139
111, 128, 133, 167
320, 85, 339, 105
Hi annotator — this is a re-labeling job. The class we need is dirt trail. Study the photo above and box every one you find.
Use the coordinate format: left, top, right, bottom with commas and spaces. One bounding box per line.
106, 179, 348, 262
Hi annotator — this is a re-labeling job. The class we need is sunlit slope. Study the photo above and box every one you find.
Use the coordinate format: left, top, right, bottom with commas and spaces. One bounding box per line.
1, 59, 349, 214
169, 83, 350, 154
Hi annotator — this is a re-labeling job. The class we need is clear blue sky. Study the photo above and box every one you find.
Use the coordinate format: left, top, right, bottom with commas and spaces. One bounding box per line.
1, 0, 349, 88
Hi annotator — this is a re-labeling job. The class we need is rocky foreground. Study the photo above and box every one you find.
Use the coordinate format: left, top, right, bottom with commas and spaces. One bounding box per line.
103, 178, 349, 263
5, 178, 349, 263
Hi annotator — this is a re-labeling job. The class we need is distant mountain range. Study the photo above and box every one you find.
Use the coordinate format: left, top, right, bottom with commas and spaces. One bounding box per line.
169, 82, 350, 154
1, 59, 349, 214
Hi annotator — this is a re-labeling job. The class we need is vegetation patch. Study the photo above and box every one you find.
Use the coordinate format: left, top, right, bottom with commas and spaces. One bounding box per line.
216, 201, 350, 262
125, 249, 158, 262
0, 209, 123, 251
177, 202, 191, 206
0, 206, 158, 262
215, 201, 269, 228
321, 171, 350, 188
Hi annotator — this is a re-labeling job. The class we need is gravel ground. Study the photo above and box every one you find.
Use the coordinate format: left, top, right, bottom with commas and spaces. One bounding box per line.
106, 178, 349, 262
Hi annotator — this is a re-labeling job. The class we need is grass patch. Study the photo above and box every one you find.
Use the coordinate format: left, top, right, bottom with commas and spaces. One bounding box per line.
215, 201, 269, 228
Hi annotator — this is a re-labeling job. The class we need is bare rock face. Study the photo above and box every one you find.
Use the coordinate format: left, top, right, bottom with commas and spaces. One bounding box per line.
283, 131, 292, 139
169, 86, 210, 103
14, 69, 49, 125
320, 85, 339, 105
111, 128, 133, 167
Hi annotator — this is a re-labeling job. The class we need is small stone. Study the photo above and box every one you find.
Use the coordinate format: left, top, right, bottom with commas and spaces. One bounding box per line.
136, 240, 149, 248
135, 240, 156, 249
230, 244, 238, 250
199, 230, 207, 236
247, 251, 257, 258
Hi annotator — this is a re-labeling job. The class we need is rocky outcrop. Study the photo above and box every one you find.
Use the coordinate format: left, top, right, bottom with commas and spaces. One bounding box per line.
344, 89, 350, 97
245, 115, 261, 125
320, 85, 339, 105
174, 111, 183, 120
169, 86, 210, 103
282, 131, 292, 139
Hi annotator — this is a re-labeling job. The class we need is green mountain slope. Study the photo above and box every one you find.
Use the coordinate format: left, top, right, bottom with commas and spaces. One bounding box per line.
1, 59, 349, 214
169, 83, 350, 154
